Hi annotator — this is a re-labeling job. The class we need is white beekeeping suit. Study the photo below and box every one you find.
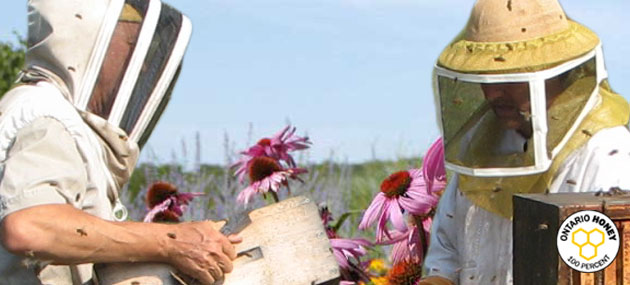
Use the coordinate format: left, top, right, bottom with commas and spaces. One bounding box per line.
0, 0, 191, 283
419, 0, 630, 284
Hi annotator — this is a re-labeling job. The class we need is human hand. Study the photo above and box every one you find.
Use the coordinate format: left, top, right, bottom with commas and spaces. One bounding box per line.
165, 221, 242, 284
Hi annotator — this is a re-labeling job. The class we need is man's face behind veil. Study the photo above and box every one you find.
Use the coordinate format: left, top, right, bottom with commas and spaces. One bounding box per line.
481, 82, 533, 138
89, 21, 141, 118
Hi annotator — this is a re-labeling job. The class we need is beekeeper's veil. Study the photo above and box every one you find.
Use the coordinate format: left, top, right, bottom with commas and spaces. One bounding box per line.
25, 0, 192, 148
432, 0, 629, 218
434, 0, 606, 176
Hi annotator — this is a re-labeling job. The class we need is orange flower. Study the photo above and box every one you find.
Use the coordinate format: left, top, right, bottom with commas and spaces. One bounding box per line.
386, 259, 423, 285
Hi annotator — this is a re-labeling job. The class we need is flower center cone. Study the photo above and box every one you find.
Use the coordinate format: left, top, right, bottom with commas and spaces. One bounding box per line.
153, 210, 180, 223
381, 171, 412, 198
248, 156, 282, 182
257, 138, 272, 146
146, 182, 178, 208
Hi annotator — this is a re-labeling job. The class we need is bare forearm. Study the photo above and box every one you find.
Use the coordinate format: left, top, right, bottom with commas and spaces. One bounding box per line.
1, 203, 241, 283
1, 204, 172, 264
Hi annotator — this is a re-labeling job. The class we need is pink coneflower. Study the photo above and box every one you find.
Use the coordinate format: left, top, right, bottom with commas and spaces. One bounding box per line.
232, 126, 311, 183
267, 125, 311, 166
319, 206, 372, 283
385, 226, 421, 264
320, 207, 372, 267
330, 238, 372, 269
143, 182, 203, 223
382, 217, 432, 264
422, 137, 446, 194
359, 170, 438, 242
332, 238, 372, 283
319, 205, 337, 238
236, 156, 306, 204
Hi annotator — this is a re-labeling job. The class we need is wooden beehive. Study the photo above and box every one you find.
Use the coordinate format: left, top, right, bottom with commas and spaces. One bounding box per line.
95, 196, 340, 285
513, 192, 630, 285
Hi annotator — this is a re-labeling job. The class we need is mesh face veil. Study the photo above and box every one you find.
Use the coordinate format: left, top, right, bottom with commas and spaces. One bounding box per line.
434, 45, 606, 177
25, 0, 192, 148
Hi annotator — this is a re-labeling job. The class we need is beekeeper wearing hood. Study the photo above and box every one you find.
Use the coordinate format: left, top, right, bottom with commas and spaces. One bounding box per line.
0, 1, 239, 284
419, 0, 630, 284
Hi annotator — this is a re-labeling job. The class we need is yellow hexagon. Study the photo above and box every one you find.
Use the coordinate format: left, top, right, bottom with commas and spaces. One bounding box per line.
572, 229, 589, 247
579, 243, 597, 261
587, 229, 605, 247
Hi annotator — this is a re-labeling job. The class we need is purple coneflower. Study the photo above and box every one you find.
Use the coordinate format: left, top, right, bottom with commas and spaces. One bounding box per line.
236, 156, 306, 204
384, 226, 421, 264
319, 206, 372, 284
143, 182, 203, 223
333, 238, 372, 283
382, 216, 432, 264
267, 125, 311, 166
359, 169, 438, 242
330, 238, 372, 270
422, 137, 446, 194
232, 126, 310, 183
320, 205, 336, 238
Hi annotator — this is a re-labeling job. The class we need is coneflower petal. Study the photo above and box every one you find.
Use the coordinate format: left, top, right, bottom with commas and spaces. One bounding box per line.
389, 201, 407, 232
398, 196, 428, 216
332, 248, 350, 268
422, 137, 446, 193
358, 193, 386, 230
143, 198, 172, 223
237, 185, 258, 205
376, 201, 392, 241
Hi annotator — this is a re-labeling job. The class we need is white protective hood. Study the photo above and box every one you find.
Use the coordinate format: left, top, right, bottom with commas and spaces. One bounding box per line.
25, 0, 192, 148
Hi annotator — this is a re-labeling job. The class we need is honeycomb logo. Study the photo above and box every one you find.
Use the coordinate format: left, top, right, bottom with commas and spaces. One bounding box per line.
557, 210, 619, 273
571, 228, 605, 261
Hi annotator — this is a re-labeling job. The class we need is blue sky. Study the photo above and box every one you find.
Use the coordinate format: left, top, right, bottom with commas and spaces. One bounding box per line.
1, 1, 629, 165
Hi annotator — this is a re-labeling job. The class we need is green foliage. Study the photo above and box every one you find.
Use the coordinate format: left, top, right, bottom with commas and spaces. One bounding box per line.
0, 34, 25, 96
126, 163, 149, 200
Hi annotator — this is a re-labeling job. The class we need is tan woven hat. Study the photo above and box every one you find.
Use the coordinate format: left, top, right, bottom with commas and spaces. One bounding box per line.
120, 3, 143, 23
438, 0, 600, 73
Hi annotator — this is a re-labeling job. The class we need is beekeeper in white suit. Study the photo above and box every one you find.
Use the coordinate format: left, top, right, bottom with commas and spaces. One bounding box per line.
0, 1, 239, 284
419, 0, 630, 284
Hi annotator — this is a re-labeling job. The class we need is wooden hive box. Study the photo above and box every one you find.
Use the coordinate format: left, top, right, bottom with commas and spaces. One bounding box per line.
95, 196, 340, 285
513, 192, 630, 285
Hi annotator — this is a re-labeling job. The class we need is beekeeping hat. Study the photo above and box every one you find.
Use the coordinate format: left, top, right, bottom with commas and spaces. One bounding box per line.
25, 0, 192, 148
433, 0, 607, 177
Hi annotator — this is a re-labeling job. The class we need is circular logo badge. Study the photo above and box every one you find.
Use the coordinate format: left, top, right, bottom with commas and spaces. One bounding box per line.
557, 210, 620, 273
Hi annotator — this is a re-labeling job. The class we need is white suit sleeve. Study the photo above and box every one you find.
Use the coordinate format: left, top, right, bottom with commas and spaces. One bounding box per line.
0, 117, 88, 220
552, 126, 630, 193
423, 174, 461, 282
